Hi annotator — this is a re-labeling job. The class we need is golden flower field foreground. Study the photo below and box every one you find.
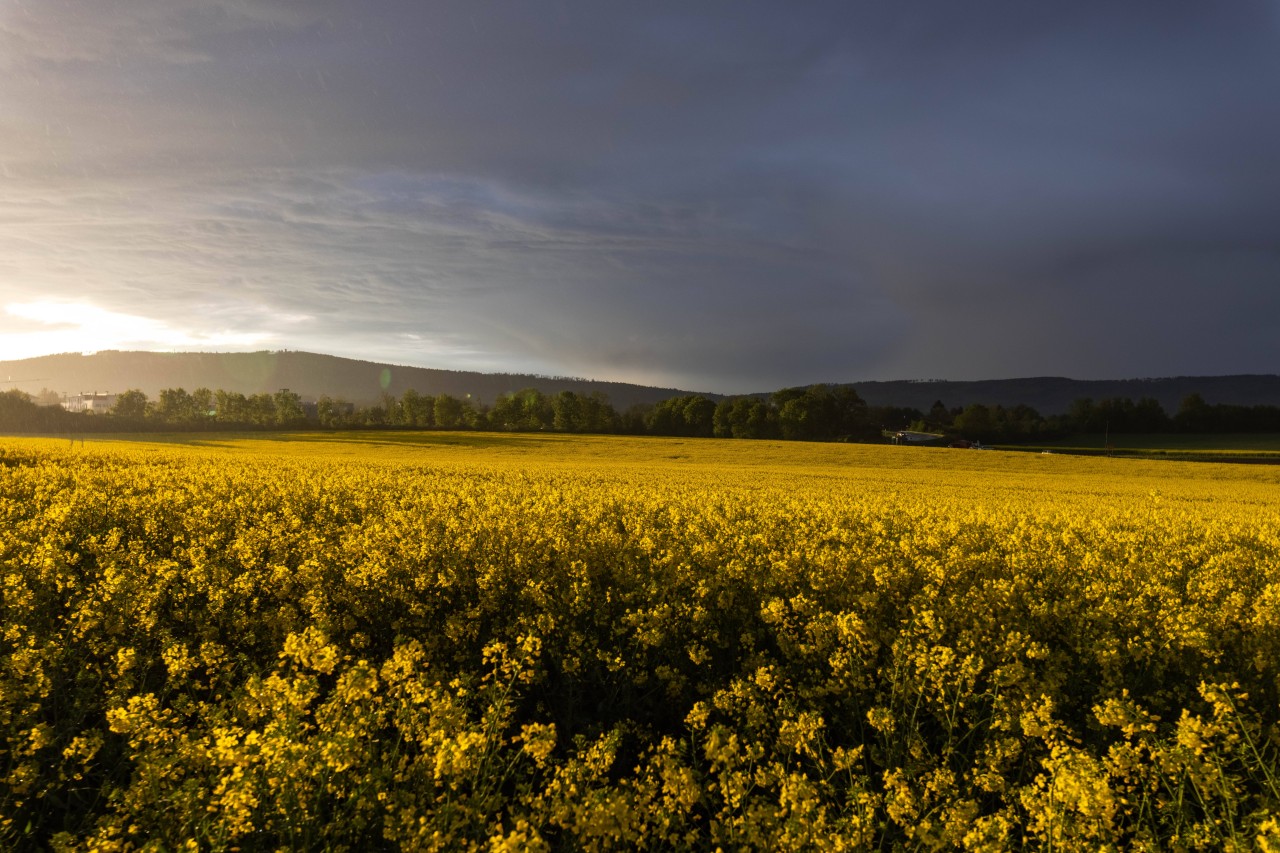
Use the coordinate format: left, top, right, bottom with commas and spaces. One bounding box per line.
2, 432, 1279, 850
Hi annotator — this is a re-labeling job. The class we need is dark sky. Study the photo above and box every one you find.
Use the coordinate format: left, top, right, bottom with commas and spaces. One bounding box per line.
3, 1, 1278, 392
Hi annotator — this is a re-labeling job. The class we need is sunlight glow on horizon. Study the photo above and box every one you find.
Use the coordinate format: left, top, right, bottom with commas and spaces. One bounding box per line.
1, 300, 274, 362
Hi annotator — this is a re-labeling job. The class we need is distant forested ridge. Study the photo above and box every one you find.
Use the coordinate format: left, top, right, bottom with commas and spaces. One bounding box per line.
0, 351, 706, 409
838, 375, 1280, 417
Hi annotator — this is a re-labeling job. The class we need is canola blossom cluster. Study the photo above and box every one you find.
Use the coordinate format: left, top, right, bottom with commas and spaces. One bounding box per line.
2, 433, 1279, 850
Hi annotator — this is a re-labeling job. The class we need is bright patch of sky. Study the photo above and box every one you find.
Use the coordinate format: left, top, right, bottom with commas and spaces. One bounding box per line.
1, 301, 273, 361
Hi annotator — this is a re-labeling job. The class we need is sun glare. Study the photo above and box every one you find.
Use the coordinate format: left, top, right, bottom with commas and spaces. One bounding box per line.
0, 301, 271, 361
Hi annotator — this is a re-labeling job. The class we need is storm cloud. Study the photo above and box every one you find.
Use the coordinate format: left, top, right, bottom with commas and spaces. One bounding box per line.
3, 1, 1278, 391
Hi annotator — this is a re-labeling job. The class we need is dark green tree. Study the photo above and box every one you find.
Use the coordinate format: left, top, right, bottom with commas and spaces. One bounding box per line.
647, 395, 716, 437
214, 390, 249, 424
190, 388, 214, 421
273, 389, 306, 427
1175, 393, 1214, 432
434, 394, 467, 429
952, 403, 995, 441
714, 397, 777, 439
246, 393, 277, 426
155, 388, 197, 424
111, 390, 148, 420
399, 389, 435, 427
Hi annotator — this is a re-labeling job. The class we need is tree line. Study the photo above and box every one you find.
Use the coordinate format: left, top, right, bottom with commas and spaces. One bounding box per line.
102, 384, 919, 441
911, 393, 1280, 443
4, 384, 1280, 442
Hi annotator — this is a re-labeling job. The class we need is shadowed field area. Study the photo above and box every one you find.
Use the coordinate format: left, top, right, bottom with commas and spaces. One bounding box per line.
1005, 432, 1280, 464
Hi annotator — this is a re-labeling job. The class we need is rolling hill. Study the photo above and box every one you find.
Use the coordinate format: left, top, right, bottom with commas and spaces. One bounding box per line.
0, 351, 712, 409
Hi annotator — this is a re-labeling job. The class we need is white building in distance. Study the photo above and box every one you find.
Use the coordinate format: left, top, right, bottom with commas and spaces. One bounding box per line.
62, 392, 118, 414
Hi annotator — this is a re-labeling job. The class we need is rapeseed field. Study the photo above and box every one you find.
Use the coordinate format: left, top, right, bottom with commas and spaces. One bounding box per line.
2, 433, 1278, 850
